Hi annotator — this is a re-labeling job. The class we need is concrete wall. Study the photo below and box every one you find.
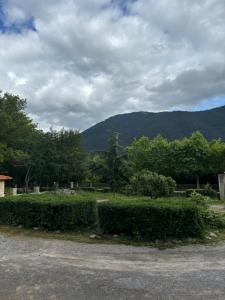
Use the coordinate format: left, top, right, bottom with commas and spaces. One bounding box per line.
218, 174, 225, 200
0, 181, 5, 197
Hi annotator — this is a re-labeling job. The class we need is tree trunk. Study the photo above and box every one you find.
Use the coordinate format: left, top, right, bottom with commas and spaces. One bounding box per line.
25, 166, 32, 193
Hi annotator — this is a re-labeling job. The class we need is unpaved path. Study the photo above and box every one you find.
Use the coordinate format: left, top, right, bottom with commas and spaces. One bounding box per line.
1, 234, 225, 299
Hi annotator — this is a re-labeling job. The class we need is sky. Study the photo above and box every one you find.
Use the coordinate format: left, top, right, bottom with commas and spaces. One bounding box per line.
0, 0, 225, 131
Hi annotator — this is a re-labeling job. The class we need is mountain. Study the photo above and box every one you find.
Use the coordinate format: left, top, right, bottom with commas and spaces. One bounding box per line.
82, 105, 225, 152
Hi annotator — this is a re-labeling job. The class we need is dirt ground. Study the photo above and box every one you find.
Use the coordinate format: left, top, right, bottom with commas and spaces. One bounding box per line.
1, 233, 225, 299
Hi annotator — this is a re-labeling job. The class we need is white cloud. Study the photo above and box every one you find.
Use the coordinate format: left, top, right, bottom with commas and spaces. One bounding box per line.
0, 0, 225, 131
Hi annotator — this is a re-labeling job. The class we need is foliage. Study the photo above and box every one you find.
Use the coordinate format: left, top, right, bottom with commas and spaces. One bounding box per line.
0, 194, 97, 230
1, 91, 225, 192
170, 132, 211, 187
126, 131, 220, 186
0, 92, 36, 166
98, 199, 205, 239
209, 139, 225, 174
87, 133, 128, 193
201, 210, 225, 229
186, 185, 218, 199
126, 135, 171, 175
125, 170, 176, 198
104, 133, 125, 194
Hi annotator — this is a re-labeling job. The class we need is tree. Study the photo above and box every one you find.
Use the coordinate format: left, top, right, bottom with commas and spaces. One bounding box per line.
126, 135, 171, 176
57, 129, 87, 184
209, 139, 225, 175
105, 133, 124, 196
0, 92, 35, 150
0, 92, 36, 180
86, 154, 107, 185
170, 131, 211, 187
126, 131, 214, 187
24, 129, 87, 186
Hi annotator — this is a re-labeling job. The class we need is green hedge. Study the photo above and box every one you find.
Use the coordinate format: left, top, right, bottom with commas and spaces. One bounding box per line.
98, 199, 204, 239
0, 194, 97, 230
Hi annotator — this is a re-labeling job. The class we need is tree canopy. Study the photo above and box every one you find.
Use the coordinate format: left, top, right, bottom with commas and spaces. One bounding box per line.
1, 91, 225, 190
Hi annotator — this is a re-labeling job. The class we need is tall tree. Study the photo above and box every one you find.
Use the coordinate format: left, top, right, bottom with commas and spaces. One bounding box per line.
0, 92, 37, 182
169, 132, 211, 187
105, 133, 125, 196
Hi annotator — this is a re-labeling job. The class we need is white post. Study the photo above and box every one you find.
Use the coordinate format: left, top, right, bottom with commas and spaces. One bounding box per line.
70, 182, 74, 189
0, 181, 5, 197
33, 186, 40, 194
12, 187, 17, 196
218, 174, 225, 200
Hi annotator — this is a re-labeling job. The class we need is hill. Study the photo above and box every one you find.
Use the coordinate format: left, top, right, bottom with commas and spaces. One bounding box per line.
82, 105, 225, 152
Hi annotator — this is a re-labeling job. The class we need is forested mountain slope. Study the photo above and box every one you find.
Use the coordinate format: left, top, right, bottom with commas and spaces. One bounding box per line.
82, 106, 225, 152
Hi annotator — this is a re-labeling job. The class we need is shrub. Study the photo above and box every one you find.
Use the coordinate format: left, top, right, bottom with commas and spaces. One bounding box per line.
201, 210, 225, 229
190, 191, 209, 207
0, 194, 97, 230
125, 170, 176, 198
186, 184, 218, 199
98, 199, 204, 239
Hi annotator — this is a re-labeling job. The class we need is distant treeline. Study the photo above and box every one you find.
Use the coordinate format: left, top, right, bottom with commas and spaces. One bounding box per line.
1, 92, 225, 190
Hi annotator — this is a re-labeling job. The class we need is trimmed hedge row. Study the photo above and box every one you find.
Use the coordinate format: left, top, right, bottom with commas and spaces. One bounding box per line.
0, 194, 206, 240
98, 199, 204, 239
0, 194, 97, 230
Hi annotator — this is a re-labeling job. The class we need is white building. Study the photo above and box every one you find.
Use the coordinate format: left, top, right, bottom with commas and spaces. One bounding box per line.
0, 175, 12, 197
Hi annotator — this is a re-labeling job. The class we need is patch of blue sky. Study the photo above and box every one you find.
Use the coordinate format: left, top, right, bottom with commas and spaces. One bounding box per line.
0, 1, 36, 34
193, 97, 225, 111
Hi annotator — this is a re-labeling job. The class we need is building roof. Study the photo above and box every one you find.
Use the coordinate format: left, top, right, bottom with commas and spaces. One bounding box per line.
0, 175, 12, 181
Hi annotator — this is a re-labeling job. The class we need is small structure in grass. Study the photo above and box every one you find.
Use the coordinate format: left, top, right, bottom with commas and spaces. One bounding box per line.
0, 175, 12, 197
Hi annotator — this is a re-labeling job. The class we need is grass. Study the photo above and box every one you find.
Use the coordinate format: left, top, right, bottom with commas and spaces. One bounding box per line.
1, 224, 225, 249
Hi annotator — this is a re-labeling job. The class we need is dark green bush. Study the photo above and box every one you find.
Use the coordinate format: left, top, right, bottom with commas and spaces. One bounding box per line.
125, 170, 176, 198
98, 199, 204, 239
0, 194, 97, 230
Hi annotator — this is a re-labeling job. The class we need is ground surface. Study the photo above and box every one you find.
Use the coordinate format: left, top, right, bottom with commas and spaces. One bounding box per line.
1, 234, 225, 299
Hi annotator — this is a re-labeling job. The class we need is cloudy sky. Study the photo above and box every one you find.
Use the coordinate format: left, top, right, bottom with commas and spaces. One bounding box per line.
0, 0, 225, 131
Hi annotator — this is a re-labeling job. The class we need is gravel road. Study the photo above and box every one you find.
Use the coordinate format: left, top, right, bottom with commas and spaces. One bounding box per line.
1, 234, 225, 299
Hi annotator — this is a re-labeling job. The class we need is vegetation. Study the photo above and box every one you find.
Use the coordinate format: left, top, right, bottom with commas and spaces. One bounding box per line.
0, 190, 225, 244
0, 92, 87, 187
125, 170, 176, 198
186, 185, 218, 199
98, 198, 205, 239
1, 91, 225, 245
0, 194, 97, 230
1, 92, 225, 192
82, 106, 225, 152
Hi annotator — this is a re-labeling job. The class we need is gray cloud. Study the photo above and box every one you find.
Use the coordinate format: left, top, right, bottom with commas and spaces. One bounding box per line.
0, 0, 225, 131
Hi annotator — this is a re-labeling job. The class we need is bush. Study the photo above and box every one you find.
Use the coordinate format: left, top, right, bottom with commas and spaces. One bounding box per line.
190, 191, 209, 207
201, 210, 225, 229
125, 170, 176, 198
98, 199, 204, 239
186, 184, 218, 199
0, 194, 97, 230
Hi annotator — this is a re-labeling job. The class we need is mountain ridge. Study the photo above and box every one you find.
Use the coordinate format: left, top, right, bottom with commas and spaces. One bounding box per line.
82, 105, 225, 152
